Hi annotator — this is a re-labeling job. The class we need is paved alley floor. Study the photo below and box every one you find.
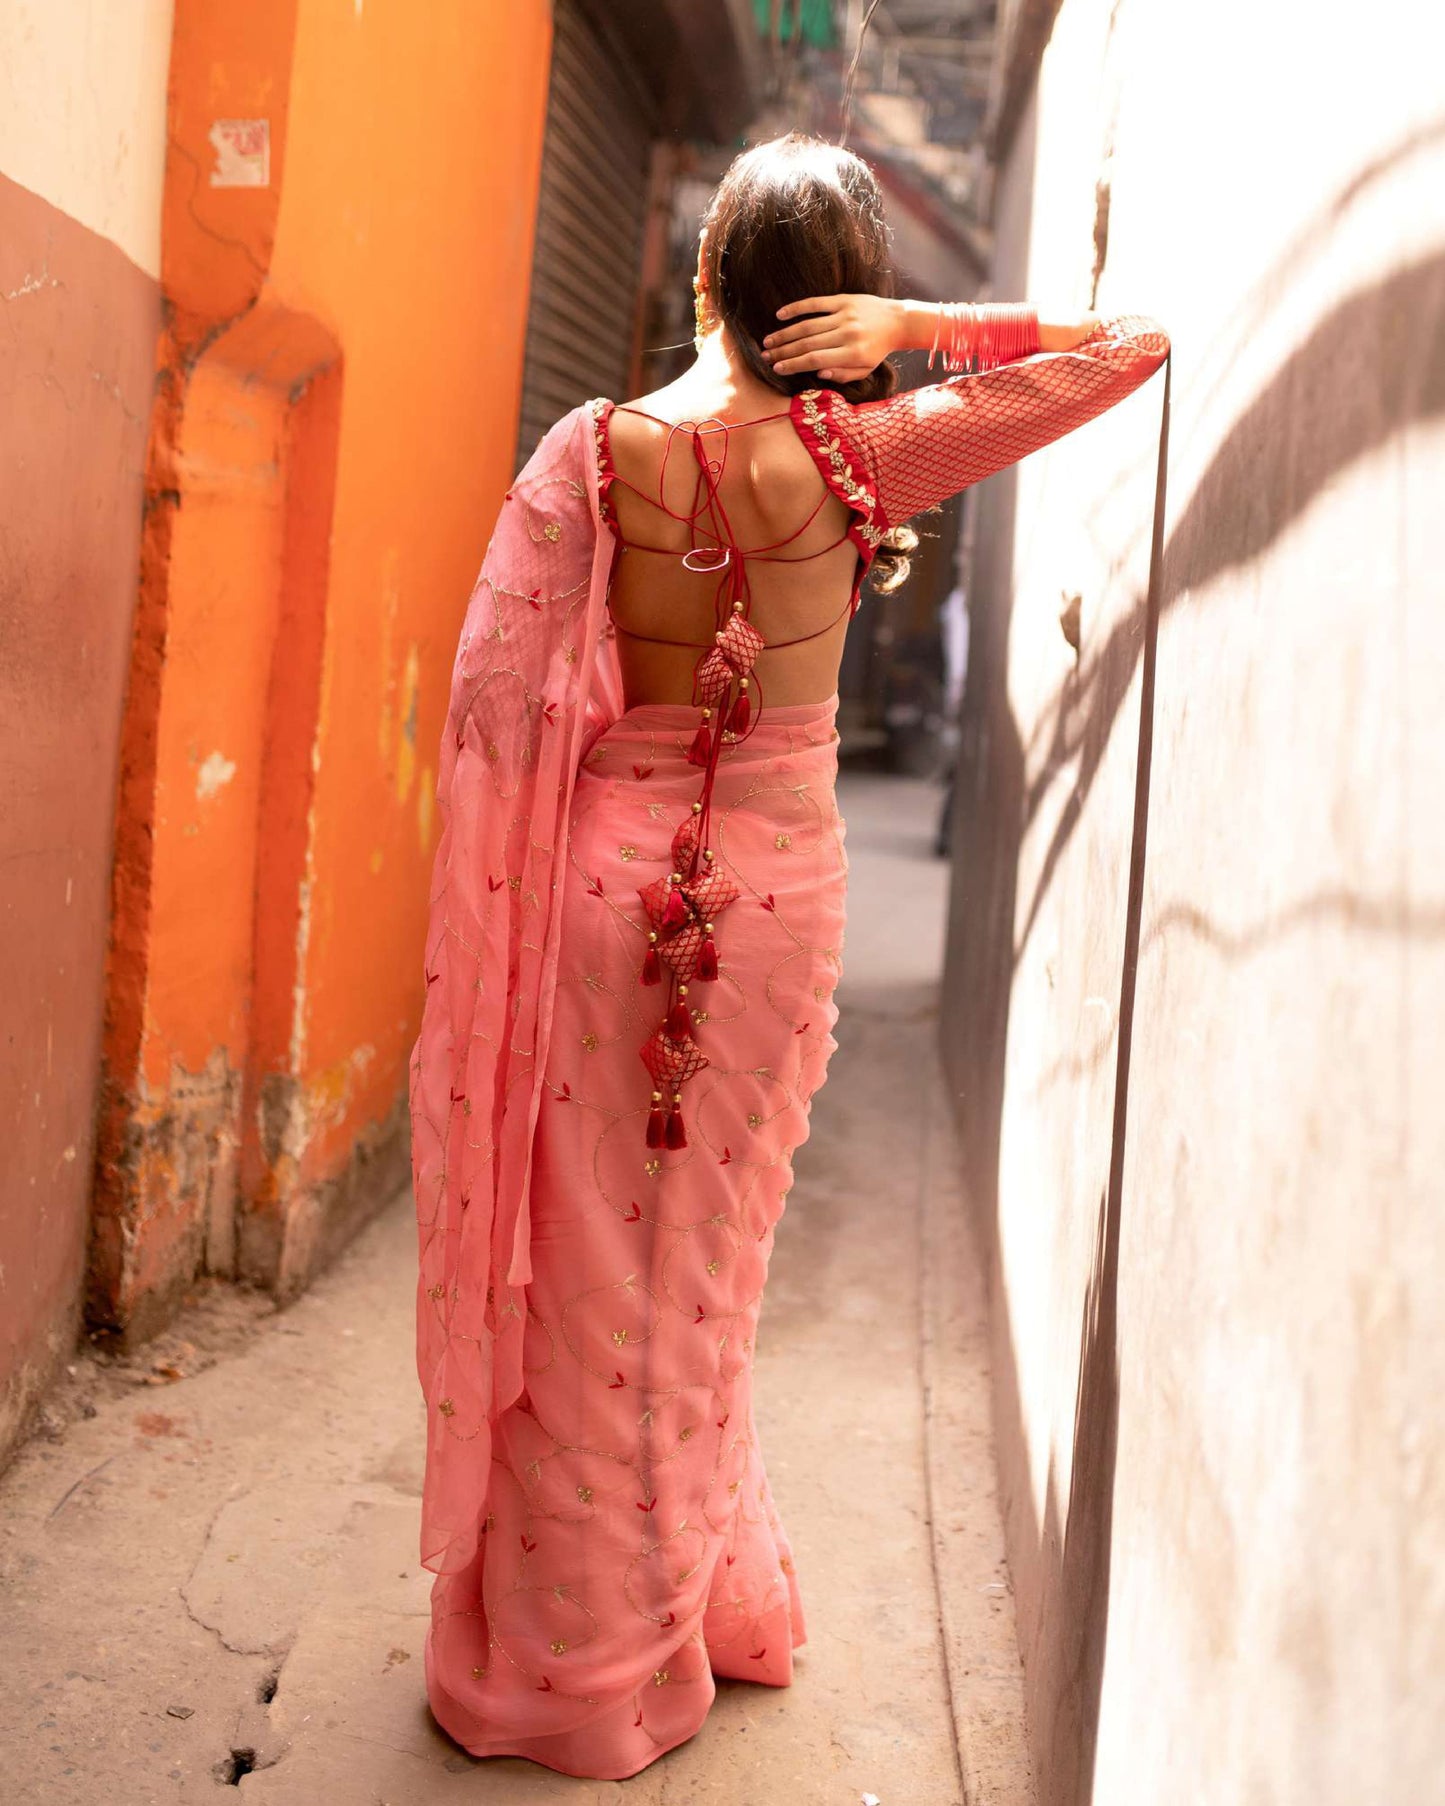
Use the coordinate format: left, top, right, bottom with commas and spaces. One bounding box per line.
0, 774, 1032, 1806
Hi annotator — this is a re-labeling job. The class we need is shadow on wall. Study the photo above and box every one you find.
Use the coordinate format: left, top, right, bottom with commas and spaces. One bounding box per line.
1016, 245, 1445, 972
942, 130, 1445, 1806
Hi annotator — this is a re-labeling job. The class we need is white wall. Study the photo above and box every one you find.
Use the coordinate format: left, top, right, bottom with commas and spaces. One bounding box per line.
0, 0, 175, 273
947, 1, 1445, 1799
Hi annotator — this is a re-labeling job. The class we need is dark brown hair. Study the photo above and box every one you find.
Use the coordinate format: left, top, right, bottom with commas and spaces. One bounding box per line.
700, 133, 917, 589
701, 132, 898, 405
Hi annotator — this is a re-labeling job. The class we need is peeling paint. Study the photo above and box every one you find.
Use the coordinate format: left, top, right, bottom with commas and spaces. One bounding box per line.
2, 261, 62, 302
195, 750, 237, 801
260, 1042, 379, 1172
258, 1071, 309, 1171
307, 1043, 378, 1134
208, 119, 271, 189
289, 875, 314, 1076
89, 1046, 243, 1336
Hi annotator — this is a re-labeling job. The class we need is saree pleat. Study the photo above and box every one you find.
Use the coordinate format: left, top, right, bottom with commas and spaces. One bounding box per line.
424, 698, 846, 1777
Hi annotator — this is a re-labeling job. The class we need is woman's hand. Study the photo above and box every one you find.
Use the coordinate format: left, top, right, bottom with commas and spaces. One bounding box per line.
761, 294, 902, 382
761, 294, 1104, 380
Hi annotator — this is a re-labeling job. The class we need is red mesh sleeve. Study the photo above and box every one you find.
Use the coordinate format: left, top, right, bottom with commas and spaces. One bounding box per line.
836, 313, 1169, 530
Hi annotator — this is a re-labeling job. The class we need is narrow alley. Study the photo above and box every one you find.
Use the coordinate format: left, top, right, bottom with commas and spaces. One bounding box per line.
6, 5, 1440, 1801
0, 777, 1033, 1806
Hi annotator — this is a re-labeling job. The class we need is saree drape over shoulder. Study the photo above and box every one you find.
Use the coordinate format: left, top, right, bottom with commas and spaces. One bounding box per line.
410, 314, 1168, 1779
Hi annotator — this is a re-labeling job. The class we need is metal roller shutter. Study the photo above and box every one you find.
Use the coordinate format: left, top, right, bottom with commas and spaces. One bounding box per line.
515, 0, 657, 467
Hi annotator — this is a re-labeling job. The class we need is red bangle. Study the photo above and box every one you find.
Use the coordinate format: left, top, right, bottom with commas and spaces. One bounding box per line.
940, 302, 1040, 373
980, 303, 1039, 364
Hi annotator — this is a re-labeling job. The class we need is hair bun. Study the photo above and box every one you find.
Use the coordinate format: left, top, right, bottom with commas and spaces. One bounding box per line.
871, 522, 919, 595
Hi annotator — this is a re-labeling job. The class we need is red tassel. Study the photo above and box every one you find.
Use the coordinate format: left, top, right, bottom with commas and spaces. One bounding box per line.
727, 688, 751, 734
646, 1103, 666, 1148
664, 1103, 688, 1150
641, 945, 661, 984
666, 999, 691, 1040
686, 721, 712, 766
661, 887, 688, 930
697, 936, 718, 981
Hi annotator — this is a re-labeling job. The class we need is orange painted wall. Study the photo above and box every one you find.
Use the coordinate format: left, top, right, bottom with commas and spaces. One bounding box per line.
267, 2, 556, 1181
96, 0, 554, 1333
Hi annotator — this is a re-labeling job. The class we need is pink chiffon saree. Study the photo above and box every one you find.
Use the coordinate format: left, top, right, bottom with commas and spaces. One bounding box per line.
408, 401, 845, 1777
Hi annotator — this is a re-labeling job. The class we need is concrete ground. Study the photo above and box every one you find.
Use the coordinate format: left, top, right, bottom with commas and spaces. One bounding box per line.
0, 774, 1033, 1806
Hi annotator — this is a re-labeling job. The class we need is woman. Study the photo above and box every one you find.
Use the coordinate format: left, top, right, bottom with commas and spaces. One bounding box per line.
411, 131, 1168, 1779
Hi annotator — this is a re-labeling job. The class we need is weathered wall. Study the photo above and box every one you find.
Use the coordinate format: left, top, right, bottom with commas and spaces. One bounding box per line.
93, 0, 555, 1341
0, 5, 174, 1456
942, 2, 1445, 1800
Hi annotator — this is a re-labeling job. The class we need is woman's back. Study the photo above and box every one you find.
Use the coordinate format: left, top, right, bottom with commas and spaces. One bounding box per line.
598, 376, 862, 709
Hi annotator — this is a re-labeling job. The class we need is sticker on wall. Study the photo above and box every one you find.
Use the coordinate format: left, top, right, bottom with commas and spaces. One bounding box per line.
208, 119, 271, 188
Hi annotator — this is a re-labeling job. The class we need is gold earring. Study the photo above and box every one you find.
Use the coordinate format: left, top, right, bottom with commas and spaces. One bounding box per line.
693, 279, 718, 351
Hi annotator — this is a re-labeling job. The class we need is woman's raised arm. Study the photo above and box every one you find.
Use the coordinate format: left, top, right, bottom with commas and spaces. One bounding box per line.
770, 297, 1169, 530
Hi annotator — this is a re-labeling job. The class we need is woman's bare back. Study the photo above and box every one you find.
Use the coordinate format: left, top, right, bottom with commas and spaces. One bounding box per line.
601, 371, 861, 710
